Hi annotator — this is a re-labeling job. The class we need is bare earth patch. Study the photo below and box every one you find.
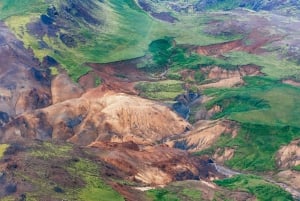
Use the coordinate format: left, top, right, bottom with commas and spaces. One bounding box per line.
282, 79, 300, 87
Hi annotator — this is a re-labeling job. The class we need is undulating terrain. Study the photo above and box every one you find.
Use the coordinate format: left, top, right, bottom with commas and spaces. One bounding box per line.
0, 0, 300, 200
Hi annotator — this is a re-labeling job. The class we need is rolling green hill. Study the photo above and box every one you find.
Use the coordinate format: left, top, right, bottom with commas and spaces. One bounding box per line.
1, 0, 244, 80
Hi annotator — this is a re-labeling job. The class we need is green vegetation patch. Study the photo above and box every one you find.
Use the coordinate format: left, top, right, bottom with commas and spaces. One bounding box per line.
0, 0, 47, 20
30, 141, 72, 159
215, 174, 293, 201
225, 124, 300, 171
147, 189, 180, 201
67, 158, 124, 201
5, 141, 124, 201
135, 80, 185, 100
49, 67, 59, 76
0, 144, 9, 159
2, 0, 245, 81
206, 94, 270, 119
292, 165, 300, 171
147, 184, 202, 201
181, 189, 202, 200
225, 51, 300, 79
197, 77, 300, 171
141, 38, 238, 73
205, 76, 300, 127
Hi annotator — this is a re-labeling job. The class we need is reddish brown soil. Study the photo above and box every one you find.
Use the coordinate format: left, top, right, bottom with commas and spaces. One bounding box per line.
196, 39, 244, 56
79, 58, 151, 94
89, 141, 222, 185
195, 30, 282, 56
282, 79, 300, 87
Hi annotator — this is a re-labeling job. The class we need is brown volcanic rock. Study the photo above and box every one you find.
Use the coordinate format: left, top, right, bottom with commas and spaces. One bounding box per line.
276, 139, 300, 169
0, 22, 51, 119
277, 170, 300, 191
195, 28, 278, 56
283, 79, 300, 87
199, 65, 262, 89
201, 65, 262, 80
167, 120, 237, 152
1, 89, 190, 145
89, 141, 221, 185
196, 39, 244, 56
80, 59, 150, 93
51, 73, 84, 104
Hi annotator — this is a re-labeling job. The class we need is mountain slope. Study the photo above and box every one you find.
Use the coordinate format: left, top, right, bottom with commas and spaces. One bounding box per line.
1, 0, 300, 200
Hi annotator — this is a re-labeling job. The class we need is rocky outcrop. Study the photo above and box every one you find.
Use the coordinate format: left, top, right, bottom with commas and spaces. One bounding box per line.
282, 79, 300, 87
89, 141, 222, 185
213, 148, 235, 164
51, 74, 84, 104
277, 170, 300, 191
167, 120, 238, 152
201, 65, 262, 80
172, 91, 200, 119
200, 77, 244, 89
0, 22, 51, 117
276, 140, 300, 169
1, 89, 190, 146
198, 65, 262, 89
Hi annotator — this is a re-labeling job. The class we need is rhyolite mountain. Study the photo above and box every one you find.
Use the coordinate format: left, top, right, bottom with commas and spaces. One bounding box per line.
0, 0, 300, 200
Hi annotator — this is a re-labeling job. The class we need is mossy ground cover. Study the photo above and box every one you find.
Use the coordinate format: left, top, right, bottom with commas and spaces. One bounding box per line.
135, 80, 185, 100
1, 142, 124, 201
212, 124, 300, 171
224, 51, 300, 79
206, 94, 270, 119
147, 180, 258, 201
197, 77, 300, 171
140, 38, 238, 73
68, 158, 124, 201
292, 165, 300, 171
1, 0, 244, 81
0, 144, 9, 159
215, 174, 293, 201
0, 0, 47, 20
205, 76, 300, 128
147, 183, 202, 201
